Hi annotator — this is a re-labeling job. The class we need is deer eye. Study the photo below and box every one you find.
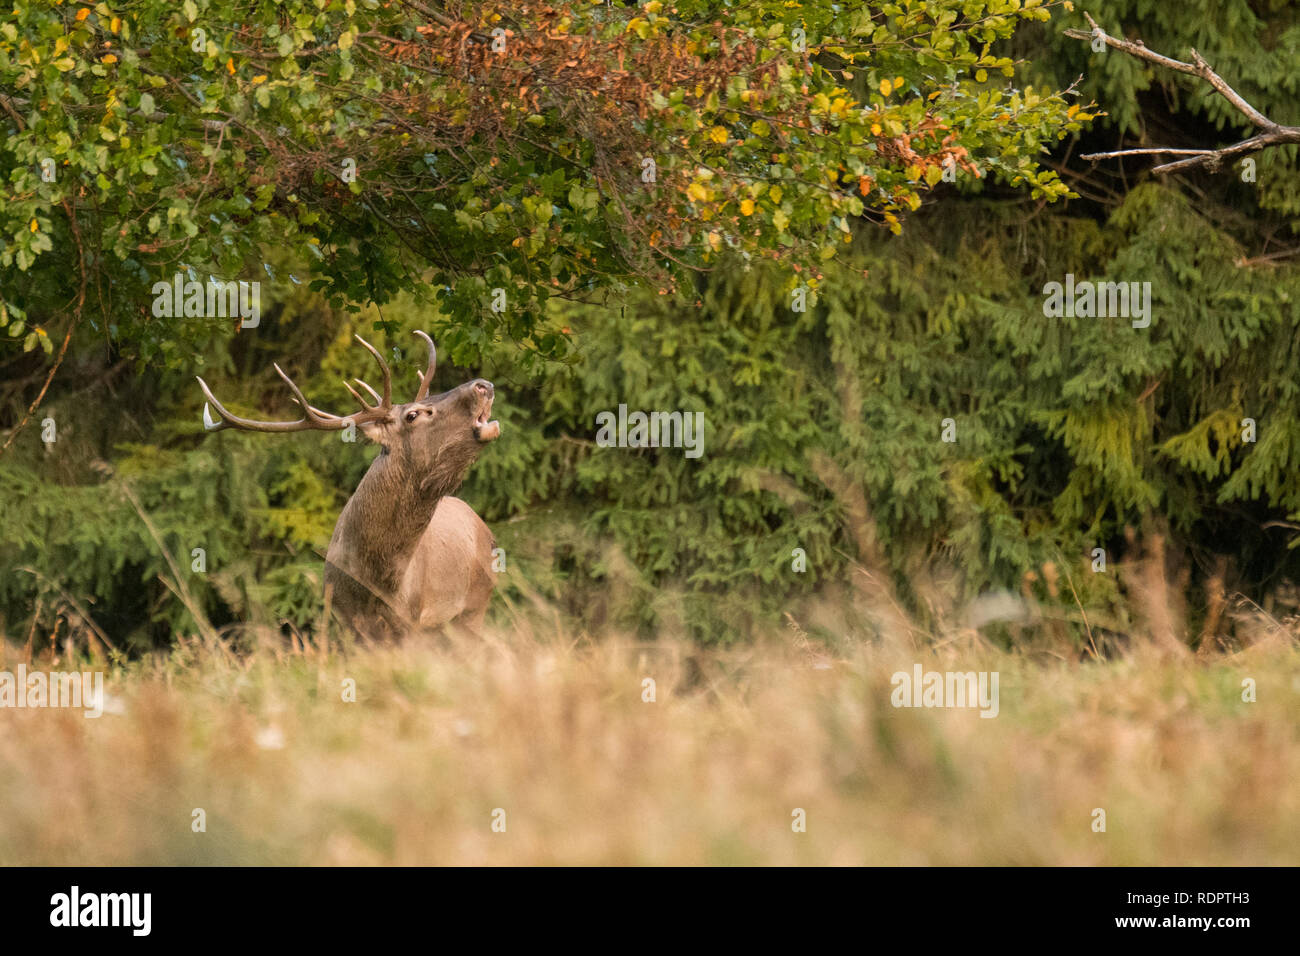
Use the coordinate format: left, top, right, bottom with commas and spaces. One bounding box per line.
404, 410, 419, 423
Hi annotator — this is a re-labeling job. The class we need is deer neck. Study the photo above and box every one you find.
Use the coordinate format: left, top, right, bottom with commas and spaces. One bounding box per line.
340, 450, 444, 589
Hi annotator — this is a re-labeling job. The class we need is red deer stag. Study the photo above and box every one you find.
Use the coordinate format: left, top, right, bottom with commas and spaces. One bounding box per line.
197, 332, 500, 639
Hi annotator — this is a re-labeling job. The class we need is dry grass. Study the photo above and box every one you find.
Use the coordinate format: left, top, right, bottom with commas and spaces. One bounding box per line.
1, 612, 1298, 865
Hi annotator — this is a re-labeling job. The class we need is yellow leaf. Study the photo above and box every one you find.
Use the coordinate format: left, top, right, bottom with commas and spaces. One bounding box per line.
75, 7, 88, 20
709, 125, 728, 144
769, 185, 783, 203
110, 16, 120, 33
226, 58, 235, 75
740, 199, 755, 216
870, 122, 882, 136
29, 218, 38, 232
894, 76, 904, 90
879, 78, 892, 96
687, 182, 708, 202
252, 74, 267, 85
101, 53, 116, 63
707, 231, 721, 251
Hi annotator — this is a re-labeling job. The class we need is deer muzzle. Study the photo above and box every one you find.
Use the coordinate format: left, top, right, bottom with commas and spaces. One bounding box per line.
472, 380, 500, 442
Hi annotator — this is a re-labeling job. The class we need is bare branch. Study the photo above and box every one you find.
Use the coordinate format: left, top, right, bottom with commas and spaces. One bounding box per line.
1065, 12, 1300, 174
1079, 148, 1213, 160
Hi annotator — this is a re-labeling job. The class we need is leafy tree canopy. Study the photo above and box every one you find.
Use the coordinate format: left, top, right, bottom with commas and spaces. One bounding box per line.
2, 0, 1088, 376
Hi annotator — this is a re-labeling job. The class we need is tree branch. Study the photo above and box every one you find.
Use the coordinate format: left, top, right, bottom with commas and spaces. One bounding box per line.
0, 200, 86, 456
1065, 12, 1300, 173
401, 0, 493, 43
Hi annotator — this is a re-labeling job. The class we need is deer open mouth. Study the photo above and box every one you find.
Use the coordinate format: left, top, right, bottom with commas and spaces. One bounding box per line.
472, 395, 500, 442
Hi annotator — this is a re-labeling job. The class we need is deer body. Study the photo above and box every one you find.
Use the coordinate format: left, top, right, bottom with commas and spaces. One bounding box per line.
401, 497, 496, 629
199, 332, 501, 640
326, 489, 496, 637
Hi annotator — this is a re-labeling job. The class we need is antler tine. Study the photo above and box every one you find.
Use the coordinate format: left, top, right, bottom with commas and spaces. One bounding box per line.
412, 330, 437, 402
354, 378, 383, 405
341, 379, 372, 412
288, 395, 347, 422
352, 334, 392, 408
273, 363, 338, 427
197, 376, 235, 432
195, 374, 347, 433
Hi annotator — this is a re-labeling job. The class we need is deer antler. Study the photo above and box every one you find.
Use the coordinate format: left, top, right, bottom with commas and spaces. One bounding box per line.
348, 334, 392, 410
412, 330, 437, 402
197, 334, 395, 433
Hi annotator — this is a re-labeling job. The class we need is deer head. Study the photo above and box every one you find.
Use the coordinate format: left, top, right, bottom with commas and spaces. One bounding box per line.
197, 331, 501, 490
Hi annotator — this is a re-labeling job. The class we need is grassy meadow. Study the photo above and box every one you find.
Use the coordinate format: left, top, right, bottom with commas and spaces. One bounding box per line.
2, 601, 1297, 866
